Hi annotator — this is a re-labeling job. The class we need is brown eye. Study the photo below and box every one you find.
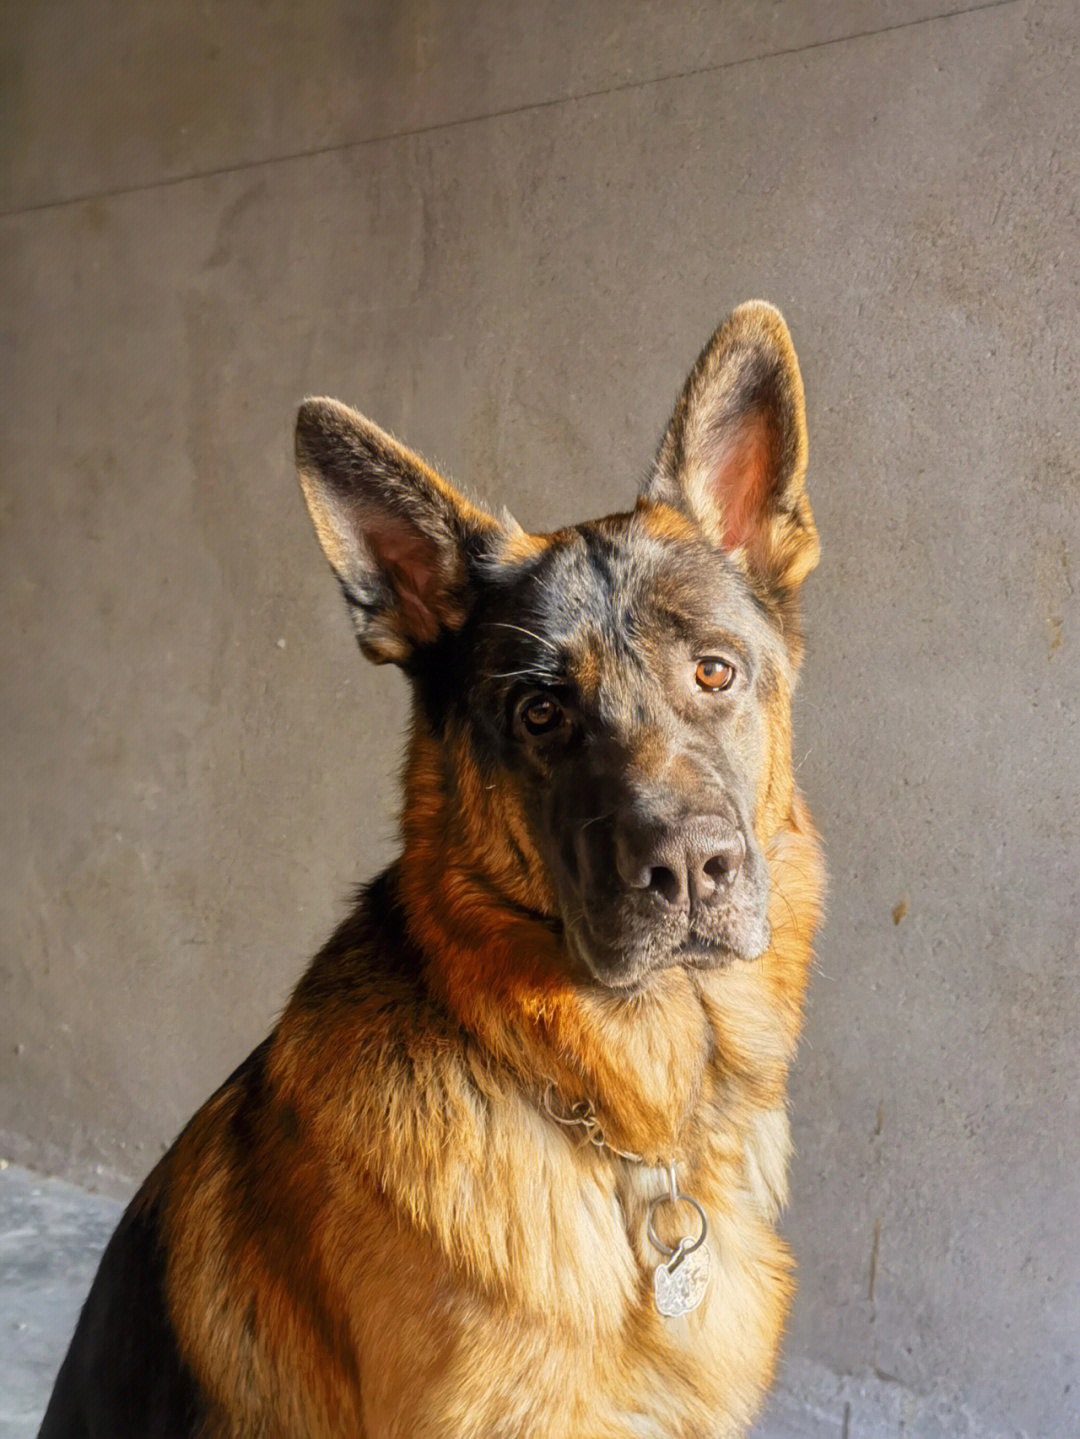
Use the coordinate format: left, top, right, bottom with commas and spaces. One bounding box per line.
695, 658, 736, 692
519, 694, 565, 736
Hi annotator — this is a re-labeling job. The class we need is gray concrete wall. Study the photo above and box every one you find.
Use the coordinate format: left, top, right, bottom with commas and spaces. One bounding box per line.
1, 2, 1077, 1434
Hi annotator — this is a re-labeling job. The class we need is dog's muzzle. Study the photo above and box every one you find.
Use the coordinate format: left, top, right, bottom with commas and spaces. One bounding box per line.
563, 811, 771, 989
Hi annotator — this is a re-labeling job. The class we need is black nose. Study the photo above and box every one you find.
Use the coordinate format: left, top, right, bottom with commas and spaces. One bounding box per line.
616, 819, 745, 910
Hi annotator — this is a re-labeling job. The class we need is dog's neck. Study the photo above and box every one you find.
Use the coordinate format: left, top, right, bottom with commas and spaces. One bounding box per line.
392, 733, 695, 1156
394, 855, 703, 1159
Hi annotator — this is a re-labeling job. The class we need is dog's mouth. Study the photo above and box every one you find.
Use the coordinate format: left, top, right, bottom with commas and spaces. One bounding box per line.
563, 899, 771, 991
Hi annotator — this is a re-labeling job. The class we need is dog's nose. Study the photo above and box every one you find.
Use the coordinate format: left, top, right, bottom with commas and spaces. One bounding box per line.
616, 820, 745, 910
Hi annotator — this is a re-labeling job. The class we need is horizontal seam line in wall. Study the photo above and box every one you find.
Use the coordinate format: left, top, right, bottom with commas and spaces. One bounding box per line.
0, 0, 1020, 221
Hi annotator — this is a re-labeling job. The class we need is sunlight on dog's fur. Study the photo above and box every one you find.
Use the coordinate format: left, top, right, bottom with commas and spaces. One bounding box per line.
42, 301, 823, 1439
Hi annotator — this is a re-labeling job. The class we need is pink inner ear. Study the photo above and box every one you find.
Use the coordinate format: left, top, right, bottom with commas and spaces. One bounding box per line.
362, 507, 447, 645
708, 413, 775, 552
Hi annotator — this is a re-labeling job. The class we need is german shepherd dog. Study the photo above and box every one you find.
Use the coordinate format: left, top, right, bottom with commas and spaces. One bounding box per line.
41, 301, 823, 1438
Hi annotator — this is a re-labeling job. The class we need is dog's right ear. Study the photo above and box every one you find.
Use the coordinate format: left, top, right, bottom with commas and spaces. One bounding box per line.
295, 398, 499, 665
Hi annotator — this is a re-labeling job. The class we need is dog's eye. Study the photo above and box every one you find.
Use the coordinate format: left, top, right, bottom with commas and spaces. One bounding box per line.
519, 695, 565, 736
695, 658, 736, 692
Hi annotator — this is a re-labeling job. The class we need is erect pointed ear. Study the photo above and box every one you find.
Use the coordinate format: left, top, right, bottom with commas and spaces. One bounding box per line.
640, 301, 819, 598
295, 398, 501, 664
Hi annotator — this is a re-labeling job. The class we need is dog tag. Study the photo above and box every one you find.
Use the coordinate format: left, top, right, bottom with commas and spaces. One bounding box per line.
653, 1240, 710, 1318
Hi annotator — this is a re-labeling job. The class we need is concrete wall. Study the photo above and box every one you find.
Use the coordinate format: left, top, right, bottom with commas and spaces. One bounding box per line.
2, 2, 1078, 1433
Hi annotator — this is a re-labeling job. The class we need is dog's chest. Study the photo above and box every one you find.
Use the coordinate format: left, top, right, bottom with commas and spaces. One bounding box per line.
409, 1221, 777, 1439
385, 1142, 785, 1439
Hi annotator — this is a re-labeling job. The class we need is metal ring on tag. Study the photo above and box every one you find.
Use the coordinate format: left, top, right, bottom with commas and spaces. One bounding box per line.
646, 1188, 708, 1259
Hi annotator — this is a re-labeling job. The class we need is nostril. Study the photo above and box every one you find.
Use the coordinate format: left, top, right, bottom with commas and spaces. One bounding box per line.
647, 865, 683, 907
703, 850, 739, 886
699, 832, 745, 893
703, 854, 732, 885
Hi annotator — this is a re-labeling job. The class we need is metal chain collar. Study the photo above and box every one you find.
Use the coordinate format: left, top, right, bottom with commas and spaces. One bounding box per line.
538, 1086, 711, 1317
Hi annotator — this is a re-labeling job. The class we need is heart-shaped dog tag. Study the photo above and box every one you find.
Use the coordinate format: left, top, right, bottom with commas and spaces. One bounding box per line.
653, 1240, 710, 1317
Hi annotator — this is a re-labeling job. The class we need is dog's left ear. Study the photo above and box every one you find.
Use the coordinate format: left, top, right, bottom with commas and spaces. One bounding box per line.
295, 398, 499, 665
641, 301, 819, 598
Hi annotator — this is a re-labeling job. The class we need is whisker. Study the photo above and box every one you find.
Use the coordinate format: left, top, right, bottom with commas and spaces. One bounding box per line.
769, 879, 802, 938
484, 621, 561, 654
578, 811, 614, 832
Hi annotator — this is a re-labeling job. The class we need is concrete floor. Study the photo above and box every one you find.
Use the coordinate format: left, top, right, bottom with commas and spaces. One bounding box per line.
0, 1165, 121, 1439
3, 1, 1079, 1434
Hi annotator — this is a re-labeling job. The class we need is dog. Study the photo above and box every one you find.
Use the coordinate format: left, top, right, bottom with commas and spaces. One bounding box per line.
40, 300, 824, 1438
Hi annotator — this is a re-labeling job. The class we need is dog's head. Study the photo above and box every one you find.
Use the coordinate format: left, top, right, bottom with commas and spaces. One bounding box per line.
296, 302, 818, 992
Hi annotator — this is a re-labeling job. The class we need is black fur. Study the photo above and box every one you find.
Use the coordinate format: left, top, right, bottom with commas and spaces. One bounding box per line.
38, 1187, 207, 1438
